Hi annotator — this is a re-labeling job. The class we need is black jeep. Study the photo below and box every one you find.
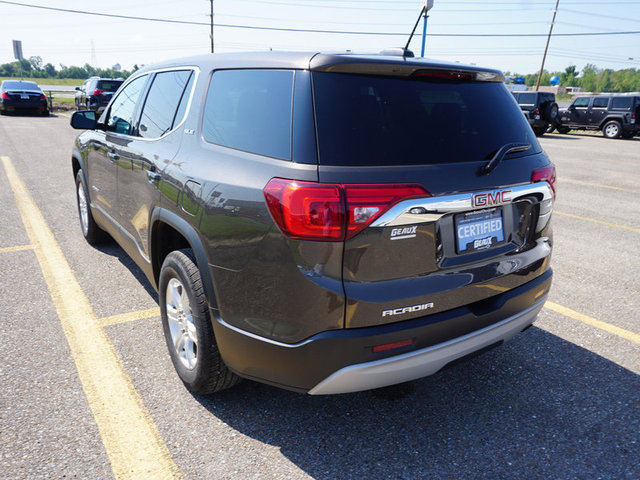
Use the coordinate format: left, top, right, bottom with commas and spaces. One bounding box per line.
555, 95, 640, 138
511, 91, 558, 137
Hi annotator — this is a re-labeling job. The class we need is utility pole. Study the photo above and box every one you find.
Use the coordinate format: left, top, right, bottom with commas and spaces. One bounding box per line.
535, 0, 560, 91
209, 0, 214, 53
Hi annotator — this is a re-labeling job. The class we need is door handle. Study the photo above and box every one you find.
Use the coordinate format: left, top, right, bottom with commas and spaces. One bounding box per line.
108, 152, 119, 163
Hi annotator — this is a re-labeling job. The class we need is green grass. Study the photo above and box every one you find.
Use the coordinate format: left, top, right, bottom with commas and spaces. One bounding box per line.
0, 76, 81, 87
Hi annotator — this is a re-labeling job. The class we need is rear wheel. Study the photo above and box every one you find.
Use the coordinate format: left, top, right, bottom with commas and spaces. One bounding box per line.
543, 103, 558, 124
159, 249, 240, 394
557, 126, 570, 134
602, 120, 622, 139
75, 171, 107, 244
533, 128, 546, 137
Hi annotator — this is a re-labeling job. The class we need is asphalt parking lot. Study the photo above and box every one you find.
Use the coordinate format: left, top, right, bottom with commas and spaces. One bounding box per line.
0, 112, 638, 480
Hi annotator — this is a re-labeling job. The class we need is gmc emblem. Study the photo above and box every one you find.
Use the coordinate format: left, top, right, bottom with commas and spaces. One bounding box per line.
472, 190, 512, 208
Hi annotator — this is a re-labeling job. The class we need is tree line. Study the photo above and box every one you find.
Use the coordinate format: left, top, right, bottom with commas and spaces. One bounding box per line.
1, 56, 639, 92
509, 64, 640, 92
0, 56, 136, 80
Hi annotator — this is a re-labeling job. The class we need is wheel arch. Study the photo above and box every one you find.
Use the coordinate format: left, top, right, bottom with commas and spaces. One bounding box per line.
150, 208, 218, 310
71, 150, 85, 181
599, 116, 623, 130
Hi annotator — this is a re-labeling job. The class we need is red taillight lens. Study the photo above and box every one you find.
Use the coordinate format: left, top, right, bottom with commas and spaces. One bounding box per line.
264, 179, 345, 241
263, 178, 429, 241
531, 164, 556, 197
93, 89, 106, 95
535, 108, 540, 115
344, 184, 429, 239
40, 94, 47, 100
1, 92, 10, 100
632, 112, 636, 119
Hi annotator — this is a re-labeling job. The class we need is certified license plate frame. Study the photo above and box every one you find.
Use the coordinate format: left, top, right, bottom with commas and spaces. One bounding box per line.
454, 208, 505, 254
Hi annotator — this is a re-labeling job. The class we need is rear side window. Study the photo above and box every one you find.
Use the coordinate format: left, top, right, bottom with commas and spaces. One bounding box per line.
592, 97, 608, 108
138, 70, 193, 139
611, 97, 632, 110
312, 72, 536, 166
203, 69, 294, 160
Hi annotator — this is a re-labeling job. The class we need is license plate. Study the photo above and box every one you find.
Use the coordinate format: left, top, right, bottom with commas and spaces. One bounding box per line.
20, 94, 29, 99
455, 208, 505, 253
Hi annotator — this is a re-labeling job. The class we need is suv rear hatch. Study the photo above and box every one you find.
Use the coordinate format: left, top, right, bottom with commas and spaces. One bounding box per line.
309, 57, 554, 329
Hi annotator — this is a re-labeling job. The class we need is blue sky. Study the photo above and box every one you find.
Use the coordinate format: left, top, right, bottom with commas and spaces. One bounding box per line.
0, 0, 638, 75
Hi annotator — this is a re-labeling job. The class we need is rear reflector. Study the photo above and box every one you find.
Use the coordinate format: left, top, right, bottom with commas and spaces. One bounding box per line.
372, 339, 414, 353
531, 164, 557, 197
264, 178, 429, 241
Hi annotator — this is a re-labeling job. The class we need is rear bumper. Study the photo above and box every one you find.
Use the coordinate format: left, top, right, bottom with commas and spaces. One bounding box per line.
310, 298, 544, 394
211, 269, 552, 394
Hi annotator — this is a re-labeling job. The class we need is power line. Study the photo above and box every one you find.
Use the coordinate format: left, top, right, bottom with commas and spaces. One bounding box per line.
0, 1, 639, 37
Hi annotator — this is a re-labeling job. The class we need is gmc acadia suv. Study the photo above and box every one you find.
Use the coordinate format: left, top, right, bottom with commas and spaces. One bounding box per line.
70, 52, 555, 395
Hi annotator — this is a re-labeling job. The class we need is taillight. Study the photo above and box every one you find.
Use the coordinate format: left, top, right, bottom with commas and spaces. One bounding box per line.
93, 89, 106, 95
263, 178, 429, 241
531, 164, 556, 197
1, 92, 10, 100
40, 94, 47, 100
535, 108, 540, 115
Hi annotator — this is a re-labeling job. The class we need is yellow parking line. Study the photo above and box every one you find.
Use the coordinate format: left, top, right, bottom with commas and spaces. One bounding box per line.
1, 156, 181, 480
101, 307, 161, 327
0, 244, 35, 254
545, 301, 640, 346
554, 211, 640, 233
558, 177, 638, 193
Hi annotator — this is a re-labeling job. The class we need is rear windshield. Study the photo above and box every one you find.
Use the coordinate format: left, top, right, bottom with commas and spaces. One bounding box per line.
97, 80, 123, 92
515, 92, 537, 104
2, 81, 40, 90
312, 72, 536, 166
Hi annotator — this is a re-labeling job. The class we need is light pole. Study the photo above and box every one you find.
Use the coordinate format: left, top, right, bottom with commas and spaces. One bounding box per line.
421, 0, 434, 57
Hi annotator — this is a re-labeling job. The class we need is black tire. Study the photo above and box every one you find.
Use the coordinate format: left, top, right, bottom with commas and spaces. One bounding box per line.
533, 128, 546, 137
543, 103, 558, 123
75, 171, 107, 244
557, 126, 570, 134
159, 249, 240, 395
602, 120, 622, 139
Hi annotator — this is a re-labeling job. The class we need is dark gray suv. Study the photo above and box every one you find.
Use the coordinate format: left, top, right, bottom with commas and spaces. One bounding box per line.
70, 52, 555, 395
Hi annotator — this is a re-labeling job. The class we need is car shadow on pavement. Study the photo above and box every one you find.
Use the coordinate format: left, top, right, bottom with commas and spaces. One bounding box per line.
93, 241, 159, 302
195, 327, 639, 480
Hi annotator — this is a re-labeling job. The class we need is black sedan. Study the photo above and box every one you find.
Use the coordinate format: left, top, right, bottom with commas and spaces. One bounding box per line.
0, 80, 49, 115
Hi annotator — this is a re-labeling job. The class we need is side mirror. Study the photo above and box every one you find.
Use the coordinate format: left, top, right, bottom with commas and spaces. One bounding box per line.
70, 110, 97, 130
75, 86, 81, 91
568, 104, 575, 110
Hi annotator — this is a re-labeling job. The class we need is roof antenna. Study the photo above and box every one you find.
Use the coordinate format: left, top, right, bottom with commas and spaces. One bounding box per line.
403, 4, 427, 57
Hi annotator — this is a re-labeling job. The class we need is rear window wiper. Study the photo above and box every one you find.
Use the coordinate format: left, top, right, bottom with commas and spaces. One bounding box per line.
479, 142, 531, 175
